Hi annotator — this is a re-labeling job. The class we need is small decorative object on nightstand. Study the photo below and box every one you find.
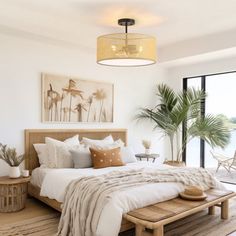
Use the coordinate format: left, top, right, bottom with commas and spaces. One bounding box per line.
142, 140, 152, 155
22, 169, 30, 177
0, 143, 24, 178
0, 176, 30, 212
135, 153, 159, 163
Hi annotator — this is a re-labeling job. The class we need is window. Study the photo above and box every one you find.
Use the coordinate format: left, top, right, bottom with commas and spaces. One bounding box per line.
183, 71, 236, 184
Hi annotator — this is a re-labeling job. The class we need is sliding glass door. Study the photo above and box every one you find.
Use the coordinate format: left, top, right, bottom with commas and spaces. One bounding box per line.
183, 71, 236, 184
204, 73, 236, 169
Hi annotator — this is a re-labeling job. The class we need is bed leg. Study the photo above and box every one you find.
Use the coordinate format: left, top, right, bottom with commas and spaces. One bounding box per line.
153, 226, 164, 236
208, 206, 215, 215
136, 224, 145, 236
221, 200, 229, 219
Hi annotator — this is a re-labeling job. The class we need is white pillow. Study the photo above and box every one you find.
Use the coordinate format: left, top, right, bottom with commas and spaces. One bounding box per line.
33, 143, 48, 167
121, 147, 137, 163
92, 139, 125, 150
81, 135, 114, 147
45, 135, 80, 168
63, 135, 80, 145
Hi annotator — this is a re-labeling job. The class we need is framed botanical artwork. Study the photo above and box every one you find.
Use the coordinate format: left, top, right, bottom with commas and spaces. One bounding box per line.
41, 73, 114, 123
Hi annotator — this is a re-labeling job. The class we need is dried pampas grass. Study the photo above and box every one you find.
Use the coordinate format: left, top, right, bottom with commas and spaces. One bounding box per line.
142, 140, 151, 149
0, 143, 24, 167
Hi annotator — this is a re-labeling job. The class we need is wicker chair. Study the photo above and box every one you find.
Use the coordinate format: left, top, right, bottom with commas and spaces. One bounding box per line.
210, 151, 236, 173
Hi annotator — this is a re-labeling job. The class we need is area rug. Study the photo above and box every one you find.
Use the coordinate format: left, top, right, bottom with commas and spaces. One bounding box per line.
0, 213, 60, 236
1, 200, 236, 236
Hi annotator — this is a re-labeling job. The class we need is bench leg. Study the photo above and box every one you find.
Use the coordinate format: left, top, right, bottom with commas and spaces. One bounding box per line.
208, 206, 215, 215
153, 226, 164, 236
136, 224, 145, 236
221, 200, 229, 219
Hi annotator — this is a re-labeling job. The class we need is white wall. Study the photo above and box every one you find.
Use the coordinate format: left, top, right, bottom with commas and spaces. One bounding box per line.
159, 29, 236, 62
166, 56, 236, 91
0, 33, 168, 176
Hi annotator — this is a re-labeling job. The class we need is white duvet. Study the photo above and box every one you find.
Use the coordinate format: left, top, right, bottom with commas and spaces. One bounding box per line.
37, 162, 224, 236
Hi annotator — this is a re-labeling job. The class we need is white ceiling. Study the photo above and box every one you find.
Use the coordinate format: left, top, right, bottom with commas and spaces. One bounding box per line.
0, 0, 236, 54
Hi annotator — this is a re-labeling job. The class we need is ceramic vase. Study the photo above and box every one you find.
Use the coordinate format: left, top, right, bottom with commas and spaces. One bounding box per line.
145, 149, 151, 155
9, 166, 21, 178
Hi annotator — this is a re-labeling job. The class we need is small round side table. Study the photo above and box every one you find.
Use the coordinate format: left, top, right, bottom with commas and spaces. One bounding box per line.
0, 176, 30, 213
135, 153, 160, 163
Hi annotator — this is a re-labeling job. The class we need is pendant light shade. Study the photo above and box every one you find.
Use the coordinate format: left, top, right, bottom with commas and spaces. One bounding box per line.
97, 18, 157, 67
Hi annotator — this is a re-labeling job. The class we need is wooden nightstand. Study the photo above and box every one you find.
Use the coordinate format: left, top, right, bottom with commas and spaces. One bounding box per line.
0, 176, 30, 213
135, 153, 159, 163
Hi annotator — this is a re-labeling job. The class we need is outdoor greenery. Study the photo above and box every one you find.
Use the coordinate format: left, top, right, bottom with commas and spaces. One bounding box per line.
217, 114, 236, 129
230, 117, 236, 128
136, 84, 230, 162
0, 143, 24, 167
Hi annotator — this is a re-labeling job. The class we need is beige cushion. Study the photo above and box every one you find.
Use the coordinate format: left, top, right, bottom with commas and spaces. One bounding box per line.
90, 147, 124, 169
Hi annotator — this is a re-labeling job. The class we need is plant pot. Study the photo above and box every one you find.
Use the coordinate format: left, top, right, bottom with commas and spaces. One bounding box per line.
9, 166, 21, 178
164, 161, 186, 167
145, 149, 151, 155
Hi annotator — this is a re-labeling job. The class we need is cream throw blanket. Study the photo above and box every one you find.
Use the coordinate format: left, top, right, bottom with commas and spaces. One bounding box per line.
58, 167, 218, 236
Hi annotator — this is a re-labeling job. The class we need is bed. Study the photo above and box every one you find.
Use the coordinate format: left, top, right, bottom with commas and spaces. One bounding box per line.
25, 128, 134, 232
25, 129, 225, 236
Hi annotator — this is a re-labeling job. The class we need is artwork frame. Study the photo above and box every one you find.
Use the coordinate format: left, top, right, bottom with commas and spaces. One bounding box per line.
41, 73, 114, 123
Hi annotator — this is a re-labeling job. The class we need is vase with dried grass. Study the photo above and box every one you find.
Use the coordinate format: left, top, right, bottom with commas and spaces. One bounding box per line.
142, 140, 152, 155
0, 143, 24, 178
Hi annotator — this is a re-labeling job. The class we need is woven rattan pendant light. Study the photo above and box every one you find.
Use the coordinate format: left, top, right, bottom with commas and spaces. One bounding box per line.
97, 18, 157, 67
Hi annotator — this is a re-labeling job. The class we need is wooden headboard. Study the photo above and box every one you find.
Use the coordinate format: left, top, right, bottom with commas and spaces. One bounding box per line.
25, 129, 127, 173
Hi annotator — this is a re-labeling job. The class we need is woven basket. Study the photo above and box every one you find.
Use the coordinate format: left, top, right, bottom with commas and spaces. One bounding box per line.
0, 182, 28, 212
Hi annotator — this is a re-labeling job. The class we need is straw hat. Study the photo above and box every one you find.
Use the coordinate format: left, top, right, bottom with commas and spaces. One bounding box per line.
179, 186, 207, 201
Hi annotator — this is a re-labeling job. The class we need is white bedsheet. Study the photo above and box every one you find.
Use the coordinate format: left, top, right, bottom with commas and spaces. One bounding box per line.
30, 167, 52, 188
39, 162, 224, 236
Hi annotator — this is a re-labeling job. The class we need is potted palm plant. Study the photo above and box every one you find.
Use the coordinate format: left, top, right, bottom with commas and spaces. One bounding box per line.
0, 143, 24, 178
136, 84, 230, 166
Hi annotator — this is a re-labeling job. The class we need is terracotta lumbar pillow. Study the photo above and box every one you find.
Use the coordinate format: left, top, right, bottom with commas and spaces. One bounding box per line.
89, 147, 125, 169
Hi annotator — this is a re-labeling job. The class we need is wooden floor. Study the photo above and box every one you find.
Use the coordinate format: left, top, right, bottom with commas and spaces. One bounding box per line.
0, 197, 57, 225
1, 197, 236, 236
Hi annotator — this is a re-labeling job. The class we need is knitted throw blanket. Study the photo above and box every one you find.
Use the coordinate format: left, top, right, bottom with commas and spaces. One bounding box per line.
57, 167, 218, 236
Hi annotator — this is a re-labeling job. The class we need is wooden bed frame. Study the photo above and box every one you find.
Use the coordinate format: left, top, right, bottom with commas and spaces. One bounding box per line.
25, 128, 134, 232
25, 129, 236, 236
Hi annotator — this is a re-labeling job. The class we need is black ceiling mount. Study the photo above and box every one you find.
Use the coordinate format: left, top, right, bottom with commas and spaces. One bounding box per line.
118, 18, 135, 26
118, 18, 135, 33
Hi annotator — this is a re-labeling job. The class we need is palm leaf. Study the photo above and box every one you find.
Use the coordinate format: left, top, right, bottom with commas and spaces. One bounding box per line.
188, 114, 230, 148
135, 108, 176, 136
155, 84, 178, 112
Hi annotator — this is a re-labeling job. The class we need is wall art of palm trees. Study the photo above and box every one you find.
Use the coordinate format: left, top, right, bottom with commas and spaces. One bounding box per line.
42, 73, 114, 123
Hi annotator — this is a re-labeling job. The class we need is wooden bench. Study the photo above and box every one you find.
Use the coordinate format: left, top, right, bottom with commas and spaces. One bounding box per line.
124, 189, 236, 236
